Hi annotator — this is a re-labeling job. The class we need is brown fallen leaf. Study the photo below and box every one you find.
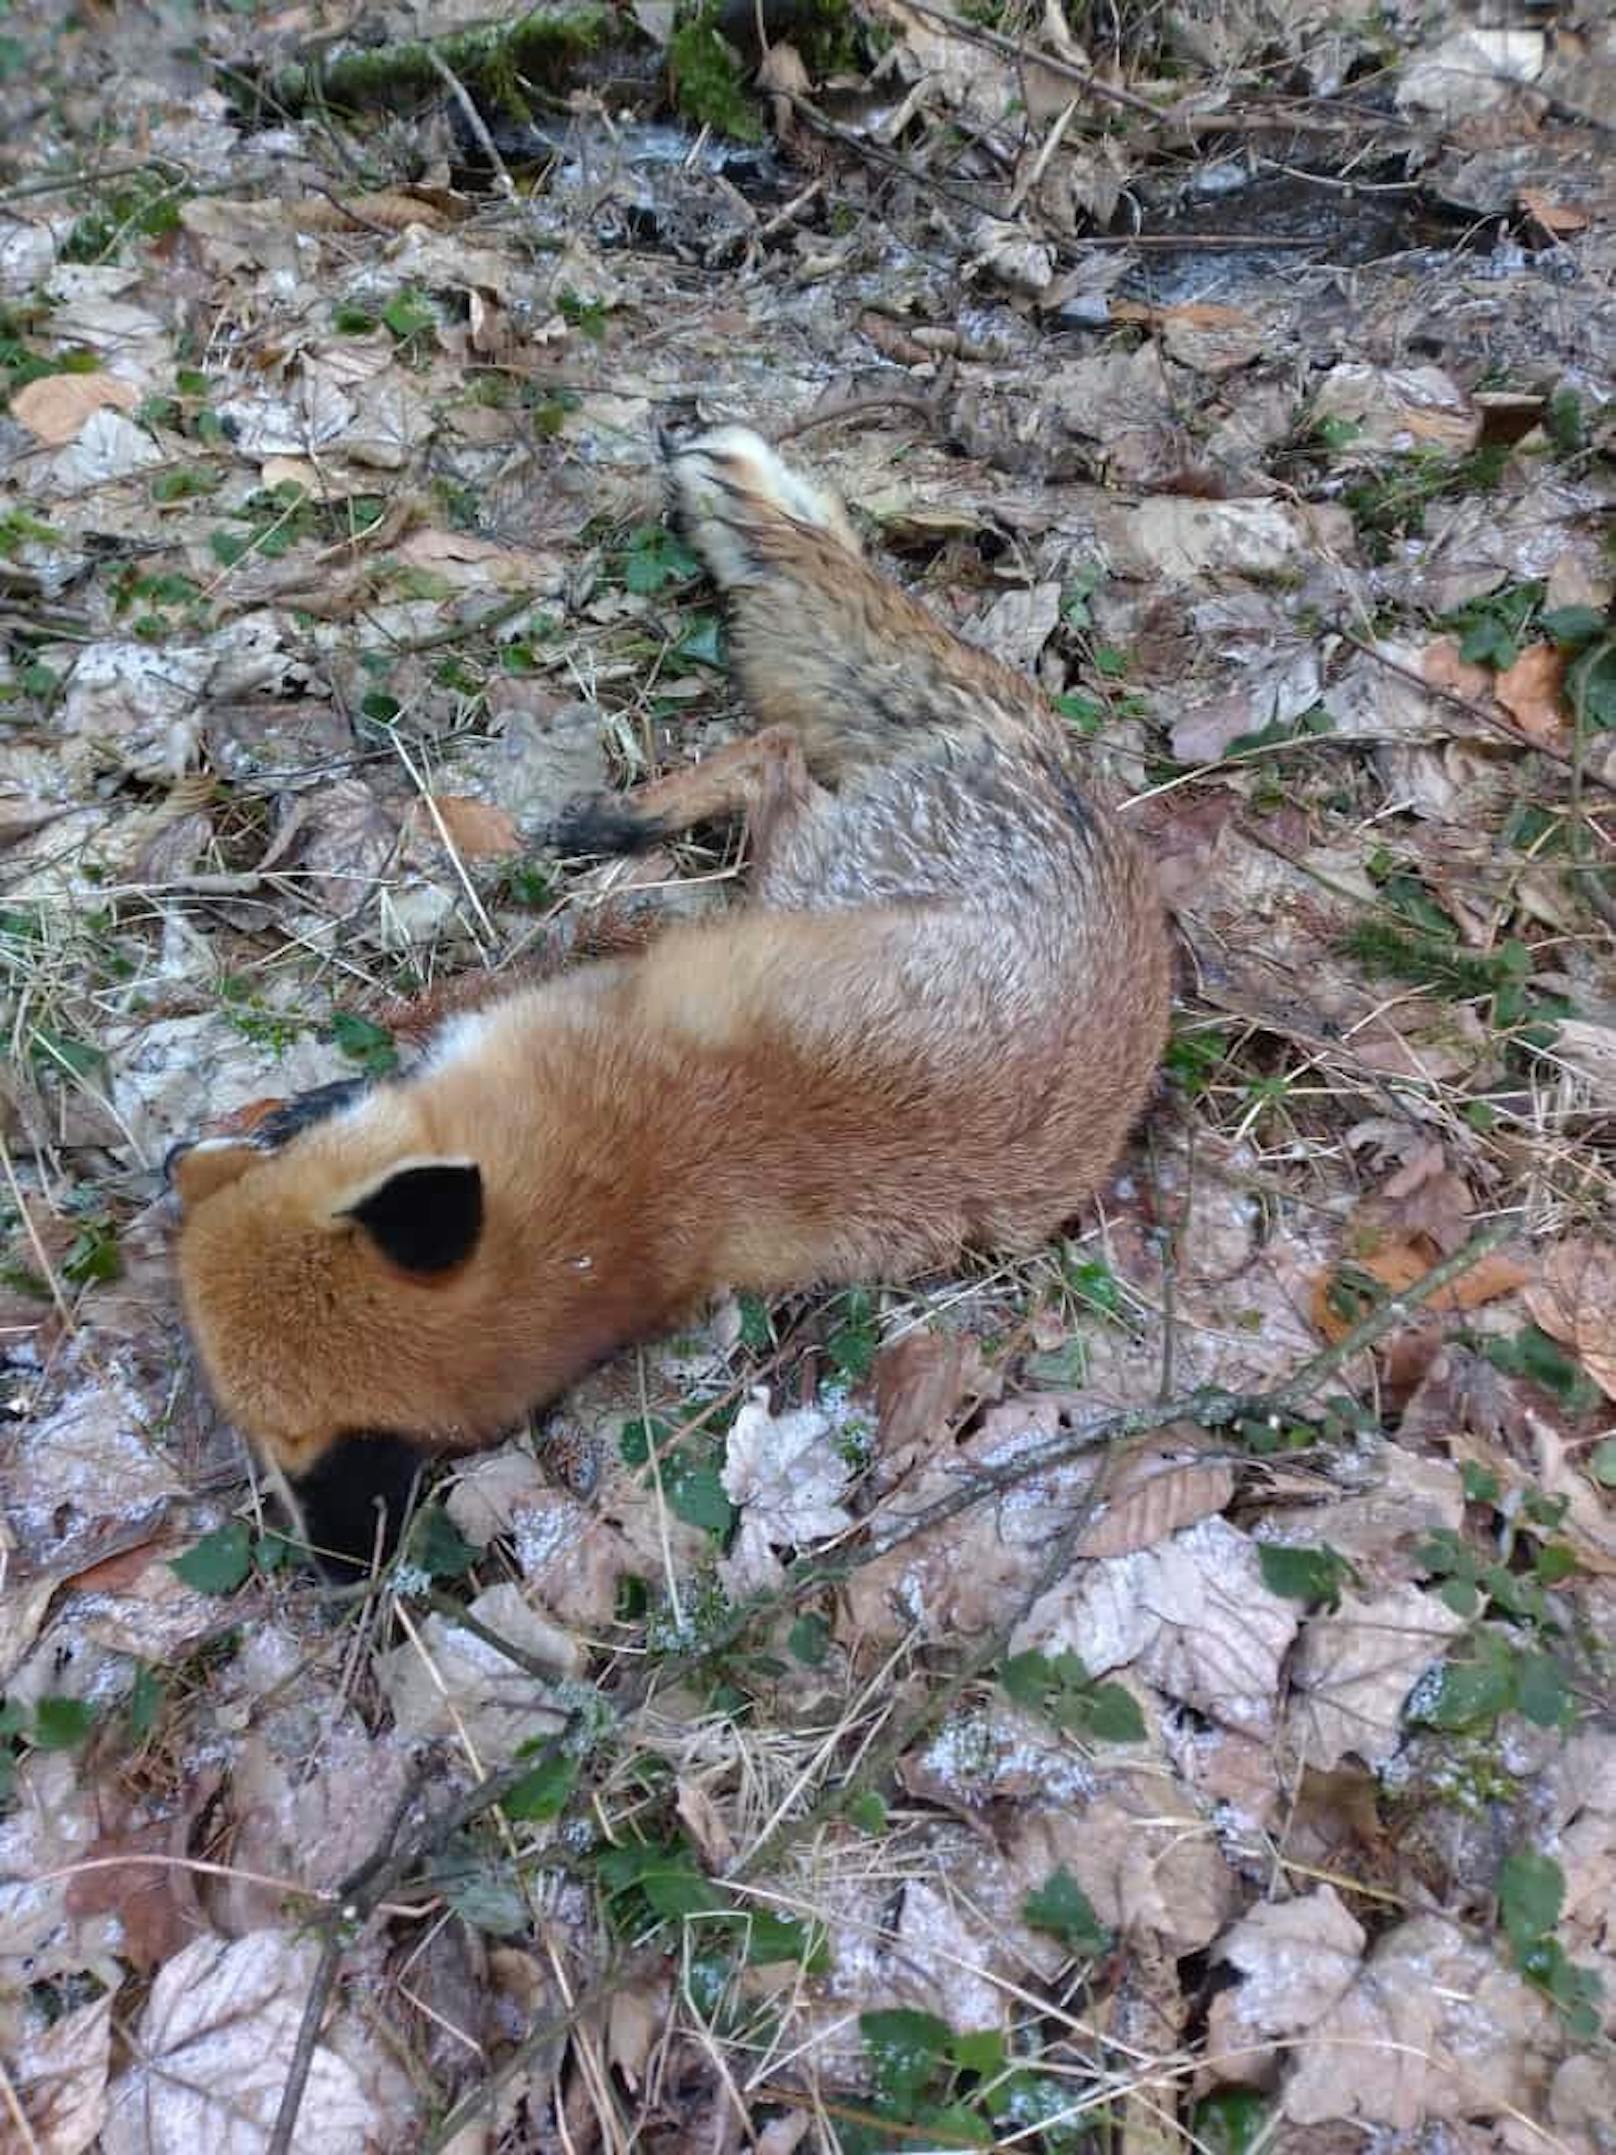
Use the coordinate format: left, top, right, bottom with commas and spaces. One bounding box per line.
1493, 641, 1567, 744
1351, 1144, 1472, 1258
872, 1327, 998, 1480
100, 1931, 379, 2153
1525, 1238, 1616, 1400
1420, 635, 1496, 704
289, 189, 451, 233
1074, 1428, 1235, 1559
3, 1992, 112, 2155
423, 794, 521, 862
66, 1815, 211, 1974
1310, 1241, 1529, 1344
10, 370, 139, 446
1517, 187, 1590, 236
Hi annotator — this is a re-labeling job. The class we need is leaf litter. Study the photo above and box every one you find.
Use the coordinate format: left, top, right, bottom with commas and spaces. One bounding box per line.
0, 0, 1614, 2148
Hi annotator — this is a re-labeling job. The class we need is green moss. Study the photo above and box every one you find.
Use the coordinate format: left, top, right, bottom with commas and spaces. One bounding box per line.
668, 9, 761, 139
242, 6, 615, 122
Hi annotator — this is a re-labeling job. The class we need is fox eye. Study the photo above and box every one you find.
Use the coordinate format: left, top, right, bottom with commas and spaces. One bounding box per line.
343, 1161, 484, 1274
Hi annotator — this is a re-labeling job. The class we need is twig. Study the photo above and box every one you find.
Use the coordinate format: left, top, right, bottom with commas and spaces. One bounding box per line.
1341, 633, 1616, 797
421, 44, 517, 203
776, 364, 956, 443
893, 0, 1165, 120
266, 1738, 574, 2155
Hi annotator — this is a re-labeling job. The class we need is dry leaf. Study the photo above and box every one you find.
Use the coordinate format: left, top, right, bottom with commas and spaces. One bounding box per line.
1310, 1241, 1529, 1344
674, 1779, 736, 1873
375, 1584, 579, 1761
2, 1993, 112, 2155
289, 189, 450, 233
1074, 1432, 1235, 1558
1493, 641, 1567, 744
873, 1329, 997, 1477
1420, 636, 1496, 704
10, 370, 139, 445
1206, 1885, 1366, 2085
1288, 1583, 1467, 1770
101, 1932, 375, 2155
606, 1979, 667, 2089
720, 1389, 855, 1597
1018, 1516, 1299, 1738
1007, 1779, 1238, 1953
1525, 1237, 1616, 1399
1517, 187, 1589, 235
66, 1818, 209, 1974
424, 794, 521, 862
1281, 1915, 1556, 2127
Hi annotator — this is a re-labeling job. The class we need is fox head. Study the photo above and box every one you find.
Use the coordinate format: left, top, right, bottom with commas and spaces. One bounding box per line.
167, 1084, 499, 1572
166, 1054, 674, 1576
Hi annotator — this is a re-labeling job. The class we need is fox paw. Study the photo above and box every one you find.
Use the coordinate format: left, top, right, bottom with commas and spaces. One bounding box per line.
661, 425, 860, 588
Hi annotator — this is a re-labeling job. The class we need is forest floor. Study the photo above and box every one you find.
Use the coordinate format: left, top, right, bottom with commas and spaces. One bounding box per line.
0, 0, 1613, 2149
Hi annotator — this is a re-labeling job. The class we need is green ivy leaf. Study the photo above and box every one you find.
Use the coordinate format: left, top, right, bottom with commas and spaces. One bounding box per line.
1539, 605, 1607, 649
505, 1749, 579, 1822
407, 1506, 476, 1581
34, 1696, 95, 1750
170, 1520, 253, 1594
1499, 1847, 1564, 1950
1513, 1650, 1573, 1730
1073, 1681, 1146, 1745
1257, 1542, 1352, 1608
1190, 2089, 1272, 2155
381, 288, 436, 342
788, 1614, 830, 1666
1022, 1867, 1109, 1954
860, 2006, 952, 2108
128, 1663, 163, 1741
664, 1457, 735, 1537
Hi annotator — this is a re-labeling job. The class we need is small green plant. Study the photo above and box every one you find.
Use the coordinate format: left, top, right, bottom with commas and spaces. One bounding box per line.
1022, 1866, 1109, 1954
620, 1412, 736, 1538
210, 483, 385, 569
597, 1827, 825, 1967
667, 6, 761, 140
327, 1011, 399, 1077
824, 1287, 880, 1382
0, 505, 57, 560
999, 1649, 1146, 1743
613, 522, 701, 597
1406, 1465, 1582, 1743
1498, 1848, 1602, 2037
380, 287, 438, 357
1440, 580, 1544, 670
1256, 1541, 1357, 1610
1344, 444, 1509, 558
557, 290, 609, 343
62, 171, 188, 264
170, 1519, 298, 1594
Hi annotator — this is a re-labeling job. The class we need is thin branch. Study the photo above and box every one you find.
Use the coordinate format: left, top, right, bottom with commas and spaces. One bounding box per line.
266, 1738, 574, 2155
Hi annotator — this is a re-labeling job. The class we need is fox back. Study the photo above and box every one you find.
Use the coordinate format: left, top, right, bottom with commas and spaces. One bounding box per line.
170, 426, 1171, 1569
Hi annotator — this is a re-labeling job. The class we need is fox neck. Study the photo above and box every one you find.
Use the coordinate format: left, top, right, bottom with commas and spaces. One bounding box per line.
409, 989, 784, 1395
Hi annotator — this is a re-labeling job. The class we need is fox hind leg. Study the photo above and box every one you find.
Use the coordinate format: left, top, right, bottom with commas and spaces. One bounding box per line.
550, 723, 821, 877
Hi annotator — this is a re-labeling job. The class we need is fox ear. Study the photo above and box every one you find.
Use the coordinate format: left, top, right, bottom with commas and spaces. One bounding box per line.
166, 1138, 260, 1209
341, 1160, 484, 1275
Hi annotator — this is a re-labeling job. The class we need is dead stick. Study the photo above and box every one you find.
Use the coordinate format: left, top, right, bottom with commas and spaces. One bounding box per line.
266, 1740, 573, 2155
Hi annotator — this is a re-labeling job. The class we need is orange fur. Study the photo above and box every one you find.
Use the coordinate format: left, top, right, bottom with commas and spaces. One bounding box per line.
170, 427, 1171, 1565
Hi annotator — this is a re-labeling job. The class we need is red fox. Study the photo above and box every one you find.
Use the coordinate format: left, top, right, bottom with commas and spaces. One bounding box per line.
168, 426, 1171, 1570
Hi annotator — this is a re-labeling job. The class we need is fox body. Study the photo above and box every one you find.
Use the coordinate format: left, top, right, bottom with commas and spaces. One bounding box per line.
170, 428, 1171, 1567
